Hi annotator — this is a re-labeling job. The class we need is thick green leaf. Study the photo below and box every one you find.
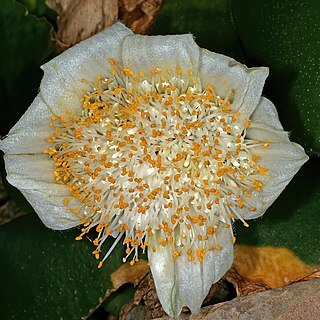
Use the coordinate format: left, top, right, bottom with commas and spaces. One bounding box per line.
0, 214, 125, 320
0, 0, 55, 212
236, 157, 320, 265
152, 0, 244, 61
231, 0, 320, 154
17, 0, 57, 21
0, 0, 55, 137
0, 157, 33, 214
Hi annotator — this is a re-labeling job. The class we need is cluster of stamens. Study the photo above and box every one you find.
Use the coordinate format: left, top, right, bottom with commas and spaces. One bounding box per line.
44, 59, 269, 267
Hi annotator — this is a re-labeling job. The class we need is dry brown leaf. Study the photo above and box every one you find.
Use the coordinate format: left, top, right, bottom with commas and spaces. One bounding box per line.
46, 0, 118, 51
225, 266, 269, 296
111, 259, 149, 289
132, 272, 165, 319
119, 303, 148, 320
120, 273, 234, 319
119, 0, 163, 34
100, 245, 319, 318
234, 245, 318, 288
155, 279, 320, 320
46, 0, 163, 52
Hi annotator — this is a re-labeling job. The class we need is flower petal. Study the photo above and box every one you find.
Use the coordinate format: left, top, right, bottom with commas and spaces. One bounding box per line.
22, 189, 81, 230
121, 33, 200, 80
246, 123, 290, 143
148, 226, 234, 318
250, 97, 284, 130
4, 153, 81, 229
241, 142, 308, 220
0, 95, 53, 155
40, 22, 132, 115
199, 49, 268, 126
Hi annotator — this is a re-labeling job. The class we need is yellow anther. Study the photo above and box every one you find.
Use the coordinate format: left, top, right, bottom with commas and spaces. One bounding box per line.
263, 140, 270, 148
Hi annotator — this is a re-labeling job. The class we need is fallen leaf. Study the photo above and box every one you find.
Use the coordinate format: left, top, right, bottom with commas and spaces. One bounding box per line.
121, 272, 234, 319
109, 246, 319, 318
155, 279, 320, 320
111, 259, 149, 289
119, 303, 147, 320
119, 0, 164, 34
46, 0, 163, 51
132, 272, 165, 319
234, 245, 318, 288
46, 0, 118, 51
201, 279, 234, 306
225, 266, 269, 296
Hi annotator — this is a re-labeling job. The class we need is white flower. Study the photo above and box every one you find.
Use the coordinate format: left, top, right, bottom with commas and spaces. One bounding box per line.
0, 23, 308, 318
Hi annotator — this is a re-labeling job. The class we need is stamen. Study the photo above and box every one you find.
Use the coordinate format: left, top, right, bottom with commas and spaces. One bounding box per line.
44, 60, 269, 266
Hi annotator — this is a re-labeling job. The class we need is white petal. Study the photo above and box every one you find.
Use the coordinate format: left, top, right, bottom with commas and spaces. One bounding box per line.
122, 34, 200, 79
0, 95, 53, 154
40, 22, 132, 115
246, 123, 290, 142
241, 142, 308, 220
199, 49, 268, 126
22, 189, 81, 230
250, 97, 284, 130
4, 154, 82, 229
148, 226, 234, 318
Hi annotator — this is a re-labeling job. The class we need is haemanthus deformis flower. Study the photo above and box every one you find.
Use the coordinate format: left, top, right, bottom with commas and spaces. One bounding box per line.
0, 23, 308, 317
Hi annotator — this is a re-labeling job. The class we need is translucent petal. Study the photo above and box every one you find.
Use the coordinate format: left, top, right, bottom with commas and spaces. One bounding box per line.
122, 34, 200, 80
246, 123, 290, 142
0, 95, 53, 154
22, 189, 81, 230
4, 154, 81, 229
250, 97, 284, 130
148, 226, 234, 318
199, 49, 268, 127
40, 22, 132, 115
241, 142, 308, 220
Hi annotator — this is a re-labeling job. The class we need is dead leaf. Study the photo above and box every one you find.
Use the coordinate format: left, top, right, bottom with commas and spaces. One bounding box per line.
201, 279, 234, 306
234, 245, 318, 288
46, 0, 164, 51
155, 279, 320, 320
225, 266, 269, 296
46, 0, 118, 51
119, 0, 164, 34
100, 245, 319, 319
111, 259, 149, 289
119, 303, 147, 320
132, 272, 165, 319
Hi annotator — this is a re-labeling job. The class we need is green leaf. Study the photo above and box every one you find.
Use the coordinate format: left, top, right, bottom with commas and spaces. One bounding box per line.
0, 156, 33, 214
17, 0, 57, 21
0, 214, 125, 320
152, 0, 244, 62
236, 157, 320, 265
231, 0, 320, 154
103, 285, 136, 317
0, 0, 56, 211
0, 0, 55, 137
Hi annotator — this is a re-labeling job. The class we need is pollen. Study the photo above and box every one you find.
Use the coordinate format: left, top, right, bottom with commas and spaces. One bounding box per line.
45, 60, 270, 266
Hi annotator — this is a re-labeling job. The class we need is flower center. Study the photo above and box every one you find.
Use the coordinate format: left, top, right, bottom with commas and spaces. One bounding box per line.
45, 60, 268, 266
